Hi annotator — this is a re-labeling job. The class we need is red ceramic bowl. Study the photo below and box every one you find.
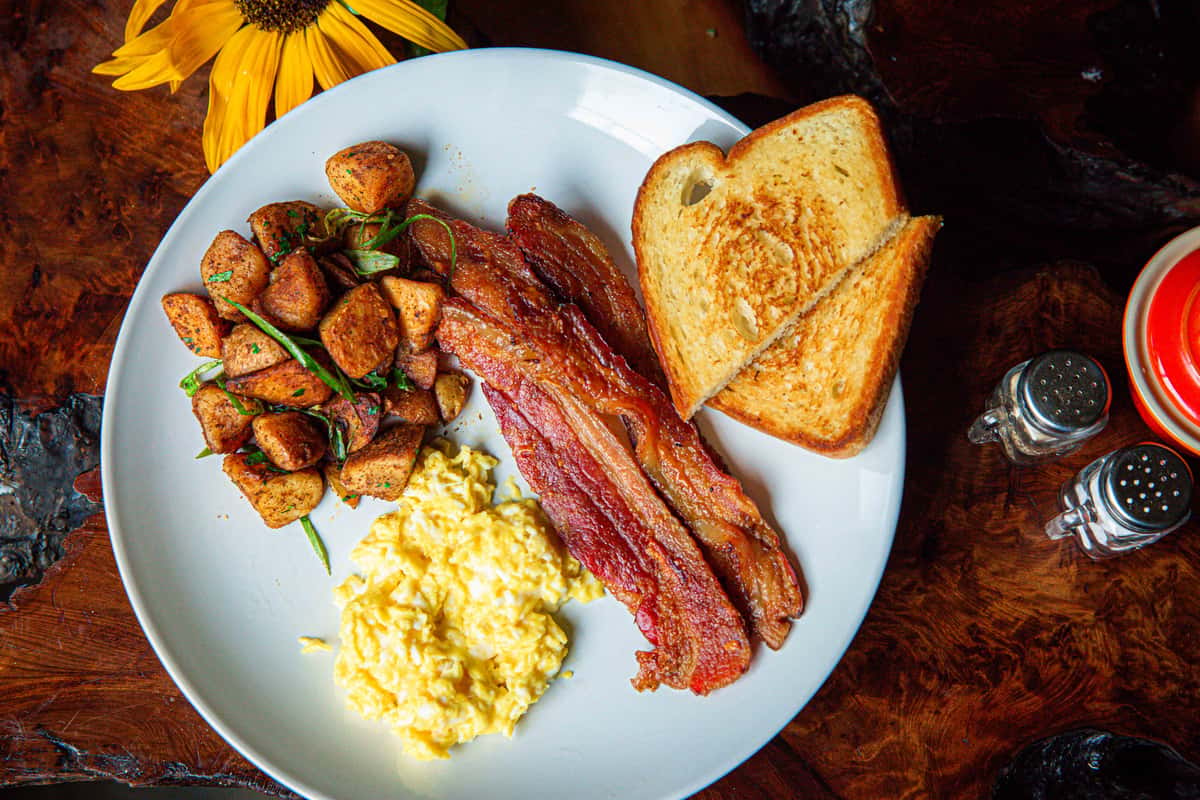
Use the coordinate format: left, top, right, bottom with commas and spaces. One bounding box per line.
1124, 227, 1200, 457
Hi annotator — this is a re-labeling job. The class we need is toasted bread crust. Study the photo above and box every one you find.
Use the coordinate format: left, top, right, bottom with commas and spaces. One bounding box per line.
634, 95, 907, 419
708, 215, 941, 456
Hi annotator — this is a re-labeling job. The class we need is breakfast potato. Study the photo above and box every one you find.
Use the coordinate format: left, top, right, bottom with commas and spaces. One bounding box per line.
433, 372, 470, 423
342, 219, 414, 266
252, 411, 326, 471
191, 383, 259, 453
382, 387, 439, 425
394, 348, 439, 391
318, 252, 361, 291
319, 283, 399, 378
404, 198, 455, 276
201, 231, 271, 321
256, 250, 330, 332
220, 323, 289, 378
326, 141, 415, 214
161, 293, 228, 357
378, 276, 445, 352
339, 423, 423, 501
247, 201, 328, 262
321, 392, 382, 453
225, 358, 333, 408
323, 461, 360, 508
222, 453, 325, 529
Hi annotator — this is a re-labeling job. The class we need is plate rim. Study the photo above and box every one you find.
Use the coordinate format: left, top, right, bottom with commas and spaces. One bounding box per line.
100, 46, 905, 800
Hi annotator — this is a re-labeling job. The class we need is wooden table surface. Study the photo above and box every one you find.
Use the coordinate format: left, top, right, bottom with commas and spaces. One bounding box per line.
4, 1, 1200, 798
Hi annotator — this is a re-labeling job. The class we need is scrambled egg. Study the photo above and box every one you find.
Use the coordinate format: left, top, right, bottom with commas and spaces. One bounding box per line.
333, 441, 602, 760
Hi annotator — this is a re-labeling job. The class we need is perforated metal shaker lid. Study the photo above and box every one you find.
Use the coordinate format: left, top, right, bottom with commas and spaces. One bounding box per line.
1101, 443, 1193, 533
1018, 350, 1110, 435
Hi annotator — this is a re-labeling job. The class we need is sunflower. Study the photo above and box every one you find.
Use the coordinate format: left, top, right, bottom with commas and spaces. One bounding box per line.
95, 0, 466, 172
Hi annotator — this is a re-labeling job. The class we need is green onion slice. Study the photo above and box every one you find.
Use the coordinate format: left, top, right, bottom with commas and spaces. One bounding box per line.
206, 270, 234, 283
221, 298, 353, 401
195, 446, 213, 459
343, 249, 399, 275
300, 516, 331, 575
180, 360, 223, 397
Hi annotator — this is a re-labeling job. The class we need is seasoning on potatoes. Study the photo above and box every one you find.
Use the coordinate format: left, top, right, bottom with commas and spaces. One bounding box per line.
382, 387, 439, 425
433, 372, 470, 423
256, 250, 330, 332
321, 393, 383, 454
162, 293, 229, 357
339, 423, 423, 501
220, 323, 289, 378
253, 411, 327, 471
247, 201, 327, 263
225, 358, 334, 408
319, 283, 399, 378
326, 141, 415, 214
201, 231, 271, 322
222, 453, 324, 529
191, 383, 259, 454
379, 276, 445, 352
395, 348, 439, 391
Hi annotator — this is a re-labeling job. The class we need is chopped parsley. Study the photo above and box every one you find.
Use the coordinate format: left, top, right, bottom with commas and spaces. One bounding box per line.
207, 270, 234, 283
250, 343, 261, 353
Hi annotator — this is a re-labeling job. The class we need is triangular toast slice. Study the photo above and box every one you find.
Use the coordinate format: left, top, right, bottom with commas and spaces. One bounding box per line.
708, 214, 941, 456
633, 96, 906, 419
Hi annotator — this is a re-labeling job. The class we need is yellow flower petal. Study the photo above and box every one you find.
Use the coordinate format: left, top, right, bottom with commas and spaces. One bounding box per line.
112, 0, 242, 90
124, 0, 169, 42
352, 0, 466, 53
274, 32, 314, 119
305, 21, 354, 91
203, 26, 284, 173
320, 3, 395, 74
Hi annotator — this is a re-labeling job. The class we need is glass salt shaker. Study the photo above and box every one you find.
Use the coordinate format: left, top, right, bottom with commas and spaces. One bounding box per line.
1045, 442, 1193, 558
968, 350, 1111, 464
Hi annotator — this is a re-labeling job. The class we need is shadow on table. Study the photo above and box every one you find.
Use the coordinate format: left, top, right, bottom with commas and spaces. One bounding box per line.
0, 784, 267, 800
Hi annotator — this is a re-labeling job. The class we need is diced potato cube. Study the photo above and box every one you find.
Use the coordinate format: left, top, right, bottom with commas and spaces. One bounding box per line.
341, 219, 414, 268
433, 372, 470, 423
221, 323, 289, 378
162, 293, 229, 357
222, 454, 324, 529
382, 387, 439, 425
247, 201, 327, 262
225, 358, 333, 408
318, 252, 361, 292
339, 423, 423, 501
256, 250, 330, 332
395, 348, 439, 390
191, 383, 258, 453
404, 198, 455, 276
325, 142, 415, 214
252, 412, 326, 471
378, 276, 446, 352
318, 283, 399, 378
201, 231, 271, 322
321, 393, 382, 453
323, 461, 360, 508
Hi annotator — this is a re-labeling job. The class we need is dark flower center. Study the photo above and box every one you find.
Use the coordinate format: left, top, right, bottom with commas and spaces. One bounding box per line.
234, 0, 330, 33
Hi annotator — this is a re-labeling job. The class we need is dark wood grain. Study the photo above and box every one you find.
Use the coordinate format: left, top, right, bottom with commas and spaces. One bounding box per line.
4, 0, 1200, 797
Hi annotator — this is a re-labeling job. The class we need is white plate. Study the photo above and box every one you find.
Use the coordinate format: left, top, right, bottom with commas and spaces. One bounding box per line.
102, 48, 904, 800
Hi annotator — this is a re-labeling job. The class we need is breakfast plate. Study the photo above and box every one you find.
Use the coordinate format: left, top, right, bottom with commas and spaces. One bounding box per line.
101, 48, 905, 800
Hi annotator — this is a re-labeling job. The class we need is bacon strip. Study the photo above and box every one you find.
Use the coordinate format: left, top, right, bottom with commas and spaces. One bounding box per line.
507, 194, 666, 386
440, 222, 803, 649
441, 303, 749, 692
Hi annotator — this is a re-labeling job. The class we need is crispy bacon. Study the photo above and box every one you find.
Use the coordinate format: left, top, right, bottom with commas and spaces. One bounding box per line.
478, 374, 750, 694
439, 221, 803, 649
507, 194, 666, 386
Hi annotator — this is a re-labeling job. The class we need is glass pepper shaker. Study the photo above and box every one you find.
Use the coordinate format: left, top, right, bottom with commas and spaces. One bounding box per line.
968, 350, 1111, 464
1045, 442, 1193, 558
